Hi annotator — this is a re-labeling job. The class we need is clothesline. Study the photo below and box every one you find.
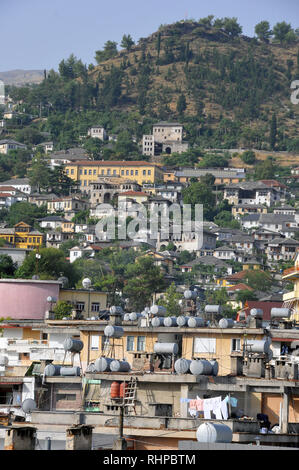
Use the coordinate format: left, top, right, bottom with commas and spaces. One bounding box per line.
180, 395, 238, 420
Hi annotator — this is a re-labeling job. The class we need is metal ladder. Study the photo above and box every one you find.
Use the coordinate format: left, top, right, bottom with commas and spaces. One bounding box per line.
122, 377, 138, 414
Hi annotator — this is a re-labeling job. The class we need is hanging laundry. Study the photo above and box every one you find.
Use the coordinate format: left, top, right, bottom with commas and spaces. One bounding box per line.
189, 399, 197, 410
230, 397, 238, 407
220, 399, 228, 420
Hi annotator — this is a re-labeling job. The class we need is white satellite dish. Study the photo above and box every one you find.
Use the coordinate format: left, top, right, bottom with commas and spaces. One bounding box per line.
82, 278, 92, 289
22, 398, 37, 414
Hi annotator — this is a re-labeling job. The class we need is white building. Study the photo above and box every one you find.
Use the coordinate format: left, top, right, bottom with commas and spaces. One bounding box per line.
87, 126, 107, 141
0, 139, 27, 154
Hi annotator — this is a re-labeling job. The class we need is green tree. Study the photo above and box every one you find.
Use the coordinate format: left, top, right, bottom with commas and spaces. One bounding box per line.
223, 17, 242, 37
95, 41, 118, 64
241, 150, 256, 164
120, 34, 135, 51
53, 301, 73, 319
253, 158, 276, 180
27, 153, 52, 192
0, 255, 17, 277
182, 181, 216, 220
157, 282, 182, 316
244, 270, 273, 291
273, 22, 296, 44
7, 202, 47, 226
255, 21, 272, 42
235, 289, 258, 304
176, 93, 187, 116
269, 113, 277, 150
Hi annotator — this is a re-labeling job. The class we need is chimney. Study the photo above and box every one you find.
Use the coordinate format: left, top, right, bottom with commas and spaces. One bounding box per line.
65, 425, 93, 450
4, 426, 37, 450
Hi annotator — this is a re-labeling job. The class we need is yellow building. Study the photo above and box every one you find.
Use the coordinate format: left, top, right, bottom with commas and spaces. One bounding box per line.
282, 251, 299, 322
0, 221, 43, 249
58, 289, 108, 317
64, 160, 164, 190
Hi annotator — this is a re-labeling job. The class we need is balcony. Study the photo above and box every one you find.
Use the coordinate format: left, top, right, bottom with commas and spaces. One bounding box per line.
282, 266, 299, 280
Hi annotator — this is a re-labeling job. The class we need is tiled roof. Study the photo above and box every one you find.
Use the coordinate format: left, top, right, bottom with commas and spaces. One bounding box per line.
66, 160, 162, 167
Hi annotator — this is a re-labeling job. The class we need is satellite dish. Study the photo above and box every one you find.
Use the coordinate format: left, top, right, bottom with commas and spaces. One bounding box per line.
82, 278, 92, 289
22, 398, 37, 414
58, 276, 69, 288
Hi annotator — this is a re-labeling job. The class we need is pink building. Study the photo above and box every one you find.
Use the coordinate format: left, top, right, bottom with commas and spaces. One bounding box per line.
0, 279, 61, 319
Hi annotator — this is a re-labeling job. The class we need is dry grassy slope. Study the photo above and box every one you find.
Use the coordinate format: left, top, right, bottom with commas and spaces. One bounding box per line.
231, 150, 299, 168
89, 23, 299, 131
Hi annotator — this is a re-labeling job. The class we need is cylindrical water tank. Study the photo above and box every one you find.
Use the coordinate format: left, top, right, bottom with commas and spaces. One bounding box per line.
218, 318, 234, 329
0, 355, 8, 366
110, 381, 120, 398
104, 325, 124, 338
271, 308, 291, 319
196, 423, 232, 443
184, 290, 197, 300
250, 308, 263, 319
210, 360, 219, 376
129, 312, 141, 321
63, 338, 83, 353
174, 358, 191, 374
110, 306, 123, 315
60, 367, 81, 376
154, 342, 179, 355
150, 305, 167, 316
94, 356, 114, 372
123, 313, 131, 321
44, 364, 61, 376
205, 305, 222, 314
120, 382, 128, 398
163, 316, 177, 327
176, 316, 190, 327
110, 360, 131, 372
151, 317, 164, 327
246, 339, 270, 354
190, 359, 213, 376
86, 363, 96, 373
188, 317, 205, 328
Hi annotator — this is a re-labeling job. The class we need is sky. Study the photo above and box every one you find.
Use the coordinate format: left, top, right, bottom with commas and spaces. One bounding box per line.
1, 0, 299, 72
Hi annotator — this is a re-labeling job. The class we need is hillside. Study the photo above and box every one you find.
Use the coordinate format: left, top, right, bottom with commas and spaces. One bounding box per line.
0, 69, 44, 86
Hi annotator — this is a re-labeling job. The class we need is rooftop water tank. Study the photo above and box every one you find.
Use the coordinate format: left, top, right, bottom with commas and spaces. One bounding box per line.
176, 316, 189, 327
110, 306, 123, 315
210, 360, 219, 376
151, 317, 164, 327
63, 338, 83, 353
150, 305, 167, 316
250, 308, 263, 319
104, 325, 124, 338
205, 305, 222, 314
271, 308, 291, 319
129, 312, 141, 321
190, 359, 213, 376
184, 290, 197, 300
154, 342, 178, 355
246, 339, 270, 354
174, 358, 191, 374
123, 313, 131, 321
163, 316, 177, 327
60, 366, 81, 376
218, 318, 234, 329
44, 364, 61, 377
0, 355, 8, 366
110, 360, 131, 372
188, 317, 205, 328
196, 423, 232, 443
94, 356, 114, 372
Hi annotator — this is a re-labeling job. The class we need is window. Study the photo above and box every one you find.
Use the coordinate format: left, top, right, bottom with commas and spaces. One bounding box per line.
90, 335, 99, 350
76, 302, 85, 311
127, 336, 135, 351
71, 169, 74, 175
231, 339, 241, 352
56, 394, 76, 401
91, 302, 100, 312
137, 336, 146, 351
143, 170, 146, 175
194, 337, 216, 354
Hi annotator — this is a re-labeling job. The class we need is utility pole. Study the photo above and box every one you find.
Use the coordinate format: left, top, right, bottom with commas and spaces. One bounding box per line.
112, 405, 127, 450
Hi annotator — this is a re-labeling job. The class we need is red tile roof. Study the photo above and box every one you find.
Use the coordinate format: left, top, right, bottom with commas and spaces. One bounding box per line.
237, 300, 283, 321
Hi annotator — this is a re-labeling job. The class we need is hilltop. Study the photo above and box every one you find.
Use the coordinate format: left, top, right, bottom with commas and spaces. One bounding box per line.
0, 69, 44, 86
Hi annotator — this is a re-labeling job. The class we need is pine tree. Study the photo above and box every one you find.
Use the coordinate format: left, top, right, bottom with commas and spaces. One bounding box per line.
270, 113, 277, 150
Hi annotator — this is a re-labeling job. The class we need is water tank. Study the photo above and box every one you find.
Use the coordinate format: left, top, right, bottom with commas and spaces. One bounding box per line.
271, 308, 291, 319
60, 366, 81, 376
104, 325, 124, 338
210, 360, 219, 376
110, 306, 123, 315
174, 358, 191, 374
246, 339, 270, 354
218, 318, 234, 329
188, 317, 205, 328
0, 355, 8, 366
119, 382, 128, 398
123, 313, 131, 321
163, 316, 177, 327
196, 423, 232, 443
44, 364, 61, 377
190, 359, 213, 376
94, 356, 114, 372
154, 342, 178, 355
151, 317, 164, 327
22, 398, 37, 414
63, 338, 83, 353
110, 360, 131, 372
250, 308, 263, 319
205, 305, 222, 314
150, 305, 167, 316
129, 312, 141, 321
176, 316, 189, 327
86, 363, 96, 373
184, 290, 197, 300
110, 381, 120, 398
